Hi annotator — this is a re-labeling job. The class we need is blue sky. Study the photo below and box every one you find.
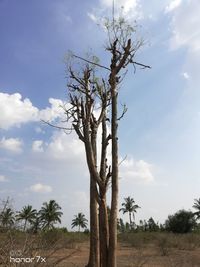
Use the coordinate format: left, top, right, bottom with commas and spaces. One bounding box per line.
0, 0, 200, 228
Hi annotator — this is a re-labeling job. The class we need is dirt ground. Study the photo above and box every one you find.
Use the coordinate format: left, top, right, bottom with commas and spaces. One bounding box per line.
49, 242, 200, 267
1, 232, 200, 267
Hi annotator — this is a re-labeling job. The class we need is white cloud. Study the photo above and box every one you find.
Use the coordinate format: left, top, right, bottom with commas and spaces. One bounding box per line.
38, 98, 66, 122
30, 183, 52, 193
46, 131, 85, 161
0, 92, 38, 129
32, 140, 44, 153
165, 0, 182, 13
0, 92, 65, 130
169, 0, 200, 52
182, 72, 190, 80
0, 137, 23, 154
0, 175, 7, 182
120, 157, 154, 185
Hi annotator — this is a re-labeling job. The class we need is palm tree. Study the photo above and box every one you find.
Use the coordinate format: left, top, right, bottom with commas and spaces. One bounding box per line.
30, 213, 42, 233
39, 200, 63, 230
0, 208, 15, 229
119, 196, 140, 227
71, 212, 88, 232
193, 198, 200, 220
16, 205, 37, 231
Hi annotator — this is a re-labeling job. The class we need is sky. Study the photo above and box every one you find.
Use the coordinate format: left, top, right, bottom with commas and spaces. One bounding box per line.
0, 0, 200, 229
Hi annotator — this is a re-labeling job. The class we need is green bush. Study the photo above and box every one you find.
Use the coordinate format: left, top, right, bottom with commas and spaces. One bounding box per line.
165, 210, 196, 233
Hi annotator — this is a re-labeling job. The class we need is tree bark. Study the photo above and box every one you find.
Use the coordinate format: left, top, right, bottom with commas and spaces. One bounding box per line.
99, 196, 109, 267
108, 66, 119, 267
86, 127, 100, 267
99, 111, 110, 267
86, 177, 100, 267
129, 212, 132, 226
24, 220, 27, 232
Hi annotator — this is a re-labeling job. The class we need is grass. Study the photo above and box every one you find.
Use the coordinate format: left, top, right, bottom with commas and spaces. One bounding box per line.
0, 230, 200, 266
0, 229, 89, 266
119, 231, 200, 250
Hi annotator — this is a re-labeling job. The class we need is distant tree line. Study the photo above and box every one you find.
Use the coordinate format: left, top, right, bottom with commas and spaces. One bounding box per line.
117, 197, 200, 234
0, 198, 63, 233
0, 197, 200, 234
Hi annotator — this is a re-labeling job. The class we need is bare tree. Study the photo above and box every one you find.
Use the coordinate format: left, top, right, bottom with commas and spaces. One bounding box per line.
45, 16, 150, 267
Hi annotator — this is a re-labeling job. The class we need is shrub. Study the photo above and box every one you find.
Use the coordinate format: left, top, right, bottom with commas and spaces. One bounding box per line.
165, 210, 196, 233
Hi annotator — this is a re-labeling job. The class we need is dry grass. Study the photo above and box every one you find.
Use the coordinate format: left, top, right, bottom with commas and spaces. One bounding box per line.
0, 230, 88, 267
0, 231, 200, 266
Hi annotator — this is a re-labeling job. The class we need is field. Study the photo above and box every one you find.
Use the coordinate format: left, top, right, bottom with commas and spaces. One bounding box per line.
0, 231, 200, 266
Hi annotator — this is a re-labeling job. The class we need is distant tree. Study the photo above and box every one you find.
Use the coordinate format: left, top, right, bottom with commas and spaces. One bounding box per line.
147, 217, 159, 232
16, 205, 37, 231
0, 208, 15, 229
193, 198, 200, 220
39, 200, 63, 230
71, 212, 88, 232
119, 196, 140, 227
159, 223, 165, 232
144, 220, 148, 231
137, 219, 144, 231
165, 209, 196, 233
29, 213, 42, 233
125, 222, 130, 232
117, 218, 125, 233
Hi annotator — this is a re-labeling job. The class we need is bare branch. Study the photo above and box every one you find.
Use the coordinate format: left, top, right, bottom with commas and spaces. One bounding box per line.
41, 120, 74, 133
72, 54, 111, 71
131, 60, 151, 69
117, 104, 127, 120
119, 155, 127, 166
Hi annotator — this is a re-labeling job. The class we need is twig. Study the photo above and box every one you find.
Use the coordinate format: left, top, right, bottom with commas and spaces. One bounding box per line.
119, 155, 127, 166
117, 104, 127, 120
41, 120, 74, 132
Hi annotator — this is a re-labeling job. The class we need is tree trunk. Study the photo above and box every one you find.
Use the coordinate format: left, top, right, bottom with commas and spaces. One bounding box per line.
24, 220, 27, 232
98, 110, 110, 267
86, 129, 100, 267
86, 177, 100, 267
108, 67, 119, 267
99, 196, 109, 267
129, 212, 132, 226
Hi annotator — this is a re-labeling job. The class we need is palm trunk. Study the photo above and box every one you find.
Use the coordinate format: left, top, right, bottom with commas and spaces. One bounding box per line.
129, 212, 132, 228
24, 220, 27, 232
